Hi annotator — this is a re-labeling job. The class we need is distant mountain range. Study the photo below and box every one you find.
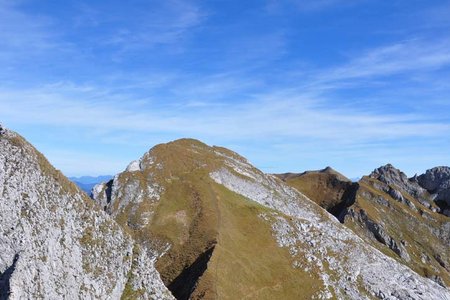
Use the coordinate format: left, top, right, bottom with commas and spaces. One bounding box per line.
1, 124, 449, 299
69, 175, 112, 194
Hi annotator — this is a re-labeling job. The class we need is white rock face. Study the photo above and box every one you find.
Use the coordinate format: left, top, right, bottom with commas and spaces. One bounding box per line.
126, 160, 141, 172
0, 128, 173, 299
92, 150, 163, 228
210, 155, 450, 300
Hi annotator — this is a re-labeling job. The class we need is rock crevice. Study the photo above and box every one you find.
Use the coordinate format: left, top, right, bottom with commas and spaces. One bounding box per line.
0, 254, 19, 300
167, 246, 215, 300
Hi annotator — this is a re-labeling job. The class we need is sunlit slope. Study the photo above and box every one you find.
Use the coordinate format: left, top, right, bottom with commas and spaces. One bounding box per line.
93, 139, 450, 299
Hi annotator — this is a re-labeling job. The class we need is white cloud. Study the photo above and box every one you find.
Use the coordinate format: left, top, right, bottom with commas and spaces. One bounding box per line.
1, 82, 448, 146
1, 1, 449, 177
99, 0, 207, 52
266, 0, 360, 13
314, 39, 450, 83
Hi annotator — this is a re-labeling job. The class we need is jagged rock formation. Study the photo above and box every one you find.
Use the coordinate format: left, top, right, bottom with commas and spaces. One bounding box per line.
283, 163, 450, 289
93, 139, 450, 299
0, 126, 173, 299
370, 164, 440, 212
417, 166, 450, 216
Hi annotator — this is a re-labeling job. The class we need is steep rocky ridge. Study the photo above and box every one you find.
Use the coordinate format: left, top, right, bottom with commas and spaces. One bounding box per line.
0, 125, 173, 299
93, 139, 450, 299
282, 163, 450, 289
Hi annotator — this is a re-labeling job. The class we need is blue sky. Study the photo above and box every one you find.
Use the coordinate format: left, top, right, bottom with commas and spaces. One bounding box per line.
1, 0, 450, 178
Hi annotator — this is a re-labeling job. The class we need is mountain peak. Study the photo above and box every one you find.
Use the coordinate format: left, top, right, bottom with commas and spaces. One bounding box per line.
371, 163, 401, 175
92, 140, 450, 298
321, 166, 334, 172
168, 137, 208, 147
369, 163, 427, 200
370, 163, 408, 185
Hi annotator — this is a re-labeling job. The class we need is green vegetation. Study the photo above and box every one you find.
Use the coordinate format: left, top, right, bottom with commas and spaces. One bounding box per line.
107, 139, 338, 299
121, 246, 145, 300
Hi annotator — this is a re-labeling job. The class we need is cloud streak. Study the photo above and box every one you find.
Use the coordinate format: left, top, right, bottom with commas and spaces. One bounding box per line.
93, 0, 207, 53
0, 1, 61, 61
1, 82, 448, 145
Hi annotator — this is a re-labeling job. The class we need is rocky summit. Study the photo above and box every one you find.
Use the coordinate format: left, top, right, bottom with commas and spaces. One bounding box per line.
1, 126, 450, 299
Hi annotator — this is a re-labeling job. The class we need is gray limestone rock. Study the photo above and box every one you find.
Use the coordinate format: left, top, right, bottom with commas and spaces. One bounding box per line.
418, 167, 450, 192
370, 164, 426, 200
388, 188, 404, 202
418, 167, 450, 206
356, 210, 411, 261
0, 127, 173, 299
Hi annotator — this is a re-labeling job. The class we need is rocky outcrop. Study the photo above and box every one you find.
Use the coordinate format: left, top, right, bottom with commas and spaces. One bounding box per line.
351, 209, 410, 261
370, 164, 427, 200
418, 167, 450, 216
418, 167, 450, 192
0, 126, 173, 299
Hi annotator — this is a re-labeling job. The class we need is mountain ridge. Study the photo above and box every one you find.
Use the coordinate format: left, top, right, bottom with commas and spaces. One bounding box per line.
1, 126, 449, 299
92, 137, 450, 299
277, 162, 450, 288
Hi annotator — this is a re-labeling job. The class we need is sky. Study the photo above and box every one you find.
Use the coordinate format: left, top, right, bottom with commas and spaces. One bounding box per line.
1, 0, 450, 178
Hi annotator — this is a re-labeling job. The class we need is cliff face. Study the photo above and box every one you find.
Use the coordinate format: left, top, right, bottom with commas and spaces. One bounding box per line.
93, 139, 450, 299
0, 126, 173, 299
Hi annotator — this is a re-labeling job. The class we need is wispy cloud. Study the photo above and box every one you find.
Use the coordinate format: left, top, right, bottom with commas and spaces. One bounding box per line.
270, 37, 450, 101
0, 1, 61, 60
320, 39, 450, 82
266, 0, 360, 13
1, 0, 449, 177
1, 81, 448, 144
96, 0, 207, 52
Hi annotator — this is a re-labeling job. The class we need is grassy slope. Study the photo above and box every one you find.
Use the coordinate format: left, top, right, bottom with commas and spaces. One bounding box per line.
109, 139, 330, 299
275, 169, 352, 211
195, 184, 322, 300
